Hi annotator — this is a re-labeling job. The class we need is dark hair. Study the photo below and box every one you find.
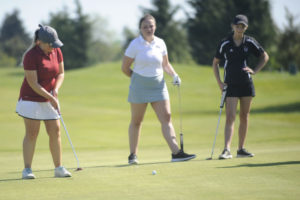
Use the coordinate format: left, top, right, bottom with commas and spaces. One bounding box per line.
34, 29, 39, 42
139, 14, 156, 29
21, 29, 40, 66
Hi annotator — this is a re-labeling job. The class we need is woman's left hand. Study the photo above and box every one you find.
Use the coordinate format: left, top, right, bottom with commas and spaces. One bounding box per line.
172, 74, 181, 86
52, 89, 58, 98
243, 66, 255, 75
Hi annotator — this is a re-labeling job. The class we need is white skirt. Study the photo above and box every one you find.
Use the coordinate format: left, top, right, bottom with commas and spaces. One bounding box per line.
16, 99, 60, 120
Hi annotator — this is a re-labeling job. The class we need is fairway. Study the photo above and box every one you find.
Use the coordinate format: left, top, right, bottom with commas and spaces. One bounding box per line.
0, 63, 299, 200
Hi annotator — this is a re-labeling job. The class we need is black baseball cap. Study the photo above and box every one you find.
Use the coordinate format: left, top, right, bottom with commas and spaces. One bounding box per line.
233, 14, 248, 26
38, 24, 63, 48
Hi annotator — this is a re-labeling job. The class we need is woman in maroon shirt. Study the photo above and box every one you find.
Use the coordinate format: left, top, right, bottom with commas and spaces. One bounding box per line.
16, 24, 71, 179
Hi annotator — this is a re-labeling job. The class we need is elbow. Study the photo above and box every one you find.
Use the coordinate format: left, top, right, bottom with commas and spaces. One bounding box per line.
56, 73, 64, 81
213, 57, 219, 64
27, 80, 39, 91
264, 52, 269, 63
121, 65, 126, 74
121, 64, 131, 76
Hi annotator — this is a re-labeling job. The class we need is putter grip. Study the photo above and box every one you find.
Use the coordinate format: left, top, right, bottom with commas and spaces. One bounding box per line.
220, 85, 227, 108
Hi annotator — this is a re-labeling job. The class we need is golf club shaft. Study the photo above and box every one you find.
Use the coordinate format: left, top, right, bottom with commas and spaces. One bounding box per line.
210, 108, 223, 158
177, 86, 184, 151
60, 114, 81, 169
209, 85, 227, 159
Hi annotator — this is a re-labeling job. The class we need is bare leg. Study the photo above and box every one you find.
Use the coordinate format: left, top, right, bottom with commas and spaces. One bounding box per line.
238, 97, 252, 149
23, 118, 40, 168
224, 97, 239, 150
151, 100, 180, 154
44, 120, 62, 168
129, 103, 148, 155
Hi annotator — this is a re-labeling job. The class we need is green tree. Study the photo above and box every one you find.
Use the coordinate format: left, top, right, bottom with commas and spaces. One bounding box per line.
49, 0, 91, 69
0, 9, 30, 66
88, 15, 122, 65
276, 8, 300, 72
122, 27, 136, 53
187, 0, 276, 66
0, 50, 16, 67
141, 0, 192, 63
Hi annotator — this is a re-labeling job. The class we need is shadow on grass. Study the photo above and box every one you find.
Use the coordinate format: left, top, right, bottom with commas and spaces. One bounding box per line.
85, 160, 174, 169
0, 178, 23, 182
80, 159, 200, 169
182, 101, 300, 116
8, 168, 53, 174
0, 176, 55, 182
219, 160, 300, 168
5, 161, 173, 176
251, 102, 300, 114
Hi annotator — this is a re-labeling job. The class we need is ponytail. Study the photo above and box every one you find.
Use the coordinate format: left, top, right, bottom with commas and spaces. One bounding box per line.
21, 29, 39, 66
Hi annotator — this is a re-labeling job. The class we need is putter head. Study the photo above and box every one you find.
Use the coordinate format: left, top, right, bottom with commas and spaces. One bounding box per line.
75, 168, 83, 171
206, 157, 213, 160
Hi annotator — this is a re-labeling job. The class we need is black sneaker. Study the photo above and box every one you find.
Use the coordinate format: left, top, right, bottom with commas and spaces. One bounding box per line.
219, 149, 233, 159
237, 148, 254, 158
171, 150, 196, 162
128, 153, 139, 164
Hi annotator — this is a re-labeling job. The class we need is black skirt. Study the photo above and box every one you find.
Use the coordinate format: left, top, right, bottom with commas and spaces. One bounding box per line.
226, 82, 255, 97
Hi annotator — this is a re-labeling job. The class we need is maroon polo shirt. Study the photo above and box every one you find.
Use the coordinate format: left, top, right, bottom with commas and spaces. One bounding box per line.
19, 45, 63, 102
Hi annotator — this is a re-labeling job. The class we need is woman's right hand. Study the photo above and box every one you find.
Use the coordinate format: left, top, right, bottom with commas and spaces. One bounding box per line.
49, 96, 60, 111
122, 56, 134, 77
218, 82, 227, 92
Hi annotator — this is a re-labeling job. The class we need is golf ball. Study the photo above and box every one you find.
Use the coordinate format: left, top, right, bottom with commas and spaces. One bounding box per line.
152, 170, 157, 175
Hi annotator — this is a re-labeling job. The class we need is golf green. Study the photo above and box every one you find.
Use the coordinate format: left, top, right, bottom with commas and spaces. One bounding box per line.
0, 63, 299, 200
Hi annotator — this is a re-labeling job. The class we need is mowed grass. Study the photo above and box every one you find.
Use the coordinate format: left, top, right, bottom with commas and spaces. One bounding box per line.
0, 62, 299, 200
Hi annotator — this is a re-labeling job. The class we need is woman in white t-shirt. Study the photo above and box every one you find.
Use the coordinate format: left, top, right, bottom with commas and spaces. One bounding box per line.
122, 14, 196, 164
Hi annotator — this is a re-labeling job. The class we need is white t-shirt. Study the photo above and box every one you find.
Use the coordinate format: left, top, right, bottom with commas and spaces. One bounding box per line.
125, 35, 167, 77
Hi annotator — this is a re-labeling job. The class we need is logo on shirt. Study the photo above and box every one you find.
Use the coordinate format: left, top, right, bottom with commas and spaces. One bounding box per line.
244, 46, 248, 52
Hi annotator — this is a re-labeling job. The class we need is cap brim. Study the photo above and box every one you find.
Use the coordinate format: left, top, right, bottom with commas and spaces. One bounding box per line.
235, 21, 248, 26
51, 39, 63, 48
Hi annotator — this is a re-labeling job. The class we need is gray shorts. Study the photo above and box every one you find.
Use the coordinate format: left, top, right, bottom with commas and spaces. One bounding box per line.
128, 72, 169, 103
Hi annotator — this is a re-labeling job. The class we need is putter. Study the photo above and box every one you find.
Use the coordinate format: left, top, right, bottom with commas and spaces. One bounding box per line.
58, 109, 82, 171
207, 85, 228, 160
177, 85, 184, 151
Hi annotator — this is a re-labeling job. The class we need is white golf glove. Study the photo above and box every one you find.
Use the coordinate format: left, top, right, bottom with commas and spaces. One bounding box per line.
172, 74, 181, 86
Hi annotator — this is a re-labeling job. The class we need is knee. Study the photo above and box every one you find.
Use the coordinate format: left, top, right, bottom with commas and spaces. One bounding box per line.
25, 131, 39, 141
51, 130, 61, 139
47, 127, 61, 139
160, 112, 172, 125
130, 119, 143, 128
226, 113, 236, 124
239, 112, 249, 123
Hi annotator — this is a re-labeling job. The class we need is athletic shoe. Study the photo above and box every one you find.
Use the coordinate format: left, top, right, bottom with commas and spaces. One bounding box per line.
237, 148, 254, 158
128, 153, 139, 164
171, 150, 196, 162
54, 166, 72, 177
22, 168, 36, 179
219, 149, 233, 159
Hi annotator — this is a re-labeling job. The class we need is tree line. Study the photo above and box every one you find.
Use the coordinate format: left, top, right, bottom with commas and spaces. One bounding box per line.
0, 0, 299, 72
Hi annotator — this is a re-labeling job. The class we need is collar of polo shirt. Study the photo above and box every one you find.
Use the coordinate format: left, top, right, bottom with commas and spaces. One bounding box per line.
139, 35, 156, 45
